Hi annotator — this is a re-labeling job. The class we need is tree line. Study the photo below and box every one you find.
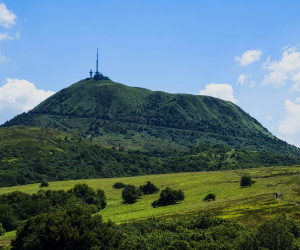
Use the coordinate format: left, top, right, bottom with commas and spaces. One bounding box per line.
9, 212, 300, 250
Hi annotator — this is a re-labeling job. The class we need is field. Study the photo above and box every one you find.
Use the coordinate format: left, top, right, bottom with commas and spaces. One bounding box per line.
0, 165, 300, 227
2, 165, 300, 247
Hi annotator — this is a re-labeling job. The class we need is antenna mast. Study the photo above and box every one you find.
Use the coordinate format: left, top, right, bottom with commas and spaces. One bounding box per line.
96, 48, 99, 73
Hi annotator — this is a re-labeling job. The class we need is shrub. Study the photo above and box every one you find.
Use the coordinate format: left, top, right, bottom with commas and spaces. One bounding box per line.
113, 182, 126, 189
122, 185, 141, 204
10, 206, 121, 250
139, 181, 159, 194
152, 187, 184, 207
203, 193, 216, 201
257, 214, 300, 250
40, 181, 49, 187
240, 175, 253, 187
0, 223, 5, 236
68, 183, 107, 209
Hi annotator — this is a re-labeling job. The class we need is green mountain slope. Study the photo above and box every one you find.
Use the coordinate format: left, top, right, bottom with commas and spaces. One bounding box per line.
2, 79, 298, 155
1, 126, 300, 187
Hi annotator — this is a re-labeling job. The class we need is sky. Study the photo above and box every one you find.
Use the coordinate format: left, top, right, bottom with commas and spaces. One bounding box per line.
1, 1, 300, 146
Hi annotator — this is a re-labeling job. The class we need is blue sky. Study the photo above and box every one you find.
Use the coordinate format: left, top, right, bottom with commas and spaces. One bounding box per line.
1, 1, 300, 146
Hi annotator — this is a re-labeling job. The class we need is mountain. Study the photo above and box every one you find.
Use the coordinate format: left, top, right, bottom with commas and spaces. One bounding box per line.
2, 78, 298, 155
1, 126, 300, 187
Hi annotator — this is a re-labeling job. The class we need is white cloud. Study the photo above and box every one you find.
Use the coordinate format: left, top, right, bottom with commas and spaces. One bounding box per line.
262, 71, 288, 87
248, 80, 256, 88
278, 100, 300, 137
199, 83, 238, 104
237, 74, 248, 85
266, 114, 273, 121
236, 73, 255, 87
15, 31, 20, 39
263, 47, 300, 72
0, 78, 55, 112
0, 52, 9, 63
262, 47, 300, 87
235, 49, 262, 66
291, 83, 300, 92
0, 3, 17, 28
0, 32, 13, 42
292, 71, 300, 82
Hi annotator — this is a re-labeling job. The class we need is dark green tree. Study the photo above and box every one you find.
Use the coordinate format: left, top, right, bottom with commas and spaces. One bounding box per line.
203, 193, 216, 201
257, 214, 300, 250
240, 175, 253, 187
11, 206, 121, 250
152, 187, 184, 207
122, 185, 141, 203
40, 181, 49, 187
139, 181, 159, 194
113, 182, 126, 189
0, 223, 5, 236
68, 183, 107, 209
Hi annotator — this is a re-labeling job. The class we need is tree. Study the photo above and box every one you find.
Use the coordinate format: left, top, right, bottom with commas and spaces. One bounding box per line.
203, 193, 216, 201
122, 185, 141, 204
11, 206, 121, 250
113, 182, 126, 189
257, 214, 300, 250
240, 175, 253, 187
0, 223, 5, 236
139, 181, 159, 194
152, 187, 184, 207
40, 181, 49, 187
68, 183, 107, 209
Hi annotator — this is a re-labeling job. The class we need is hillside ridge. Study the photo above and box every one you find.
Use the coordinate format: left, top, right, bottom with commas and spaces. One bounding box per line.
2, 79, 298, 155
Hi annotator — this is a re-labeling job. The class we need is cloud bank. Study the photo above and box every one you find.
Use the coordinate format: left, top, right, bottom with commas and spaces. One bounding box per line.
235, 49, 262, 66
199, 83, 238, 104
0, 78, 55, 115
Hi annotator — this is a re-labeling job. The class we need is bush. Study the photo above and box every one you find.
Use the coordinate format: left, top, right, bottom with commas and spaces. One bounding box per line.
240, 175, 253, 187
257, 214, 300, 250
139, 181, 159, 194
122, 185, 141, 204
68, 183, 107, 209
152, 187, 184, 207
10, 206, 121, 250
0, 223, 5, 236
40, 181, 49, 187
203, 193, 216, 201
113, 182, 126, 189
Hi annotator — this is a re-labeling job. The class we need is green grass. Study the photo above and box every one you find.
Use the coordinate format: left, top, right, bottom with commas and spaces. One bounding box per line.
0, 231, 15, 249
1, 165, 300, 228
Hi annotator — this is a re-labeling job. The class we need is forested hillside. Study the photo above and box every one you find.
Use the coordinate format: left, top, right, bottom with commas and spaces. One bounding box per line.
1, 126, 299, 187
2, 79, 298, 155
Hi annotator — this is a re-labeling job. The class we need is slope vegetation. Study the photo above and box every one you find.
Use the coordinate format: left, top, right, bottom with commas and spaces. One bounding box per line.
1, 165, 300, 227
2, 79, 297, 155
1, 126, 300, 187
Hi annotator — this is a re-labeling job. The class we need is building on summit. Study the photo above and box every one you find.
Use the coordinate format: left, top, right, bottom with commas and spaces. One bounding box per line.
87, 49, 109, 80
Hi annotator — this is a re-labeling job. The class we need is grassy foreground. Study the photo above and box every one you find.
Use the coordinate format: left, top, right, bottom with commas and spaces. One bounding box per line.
1, 165, 300, 229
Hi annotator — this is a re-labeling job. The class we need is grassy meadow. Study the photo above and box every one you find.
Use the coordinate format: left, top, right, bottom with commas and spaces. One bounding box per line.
0, 165, 300, 228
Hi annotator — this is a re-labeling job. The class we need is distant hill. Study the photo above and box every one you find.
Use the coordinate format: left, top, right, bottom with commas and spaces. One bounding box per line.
1, 126, 300, 187
2, 79, 298, 155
